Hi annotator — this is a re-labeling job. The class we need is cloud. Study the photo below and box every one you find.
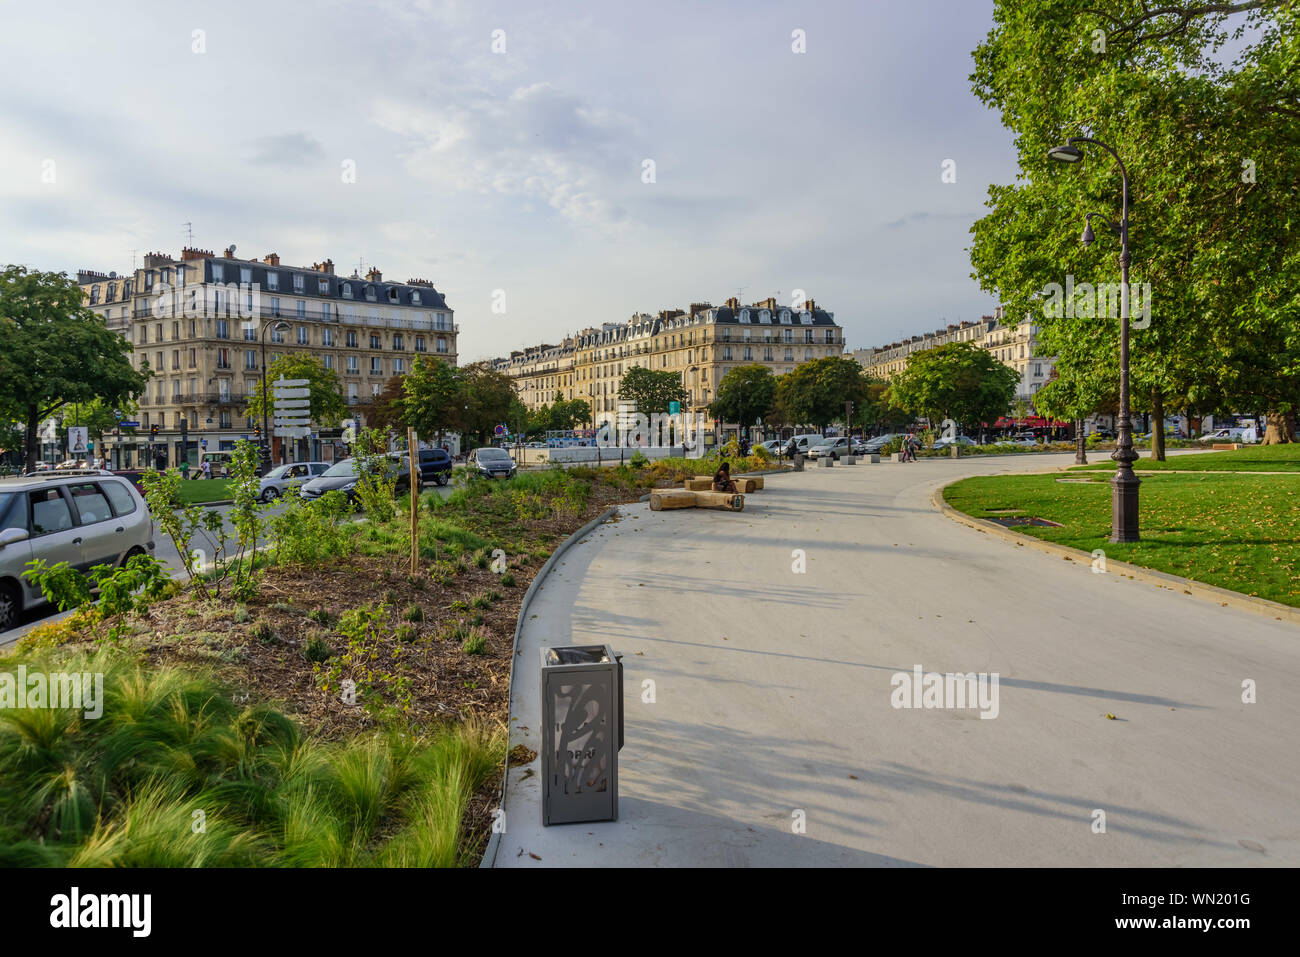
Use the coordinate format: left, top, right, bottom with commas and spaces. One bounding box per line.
246, 133, 326, 167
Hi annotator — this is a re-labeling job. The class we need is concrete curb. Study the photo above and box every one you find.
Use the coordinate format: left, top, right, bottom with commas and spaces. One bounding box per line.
930, 485, 1300, 626
480, 503, 623, 869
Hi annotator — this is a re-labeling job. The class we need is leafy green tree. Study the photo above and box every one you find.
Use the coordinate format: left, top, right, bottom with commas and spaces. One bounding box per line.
710, 365, 776, 430
242, 353, 346, 429
887, 342, 1020, 433
0, 266, 149, 471
400, 356, 460, 440
776, 356, 868, 429
618, 366, 686, 415
968, 1, 1300, 449
459, 362, 521, 445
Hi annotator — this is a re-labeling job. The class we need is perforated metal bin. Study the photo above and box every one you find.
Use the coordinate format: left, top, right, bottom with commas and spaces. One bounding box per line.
540, 644, 624, 825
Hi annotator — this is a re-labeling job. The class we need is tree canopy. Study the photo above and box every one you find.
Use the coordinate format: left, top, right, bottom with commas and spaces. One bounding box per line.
775, 356, 868, 429
242, 353, 346, 429
886, 341, 1020, 431
968, 0, 1300, 446
618, 366, 686, 415
709, 365, 777, 429
0, 265, 149, 470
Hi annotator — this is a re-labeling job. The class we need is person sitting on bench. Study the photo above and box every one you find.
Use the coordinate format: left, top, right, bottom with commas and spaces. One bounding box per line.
712, 461, 739, 493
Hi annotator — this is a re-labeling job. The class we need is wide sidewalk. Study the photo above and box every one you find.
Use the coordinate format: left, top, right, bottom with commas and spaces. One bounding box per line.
494, 452, 1299, 867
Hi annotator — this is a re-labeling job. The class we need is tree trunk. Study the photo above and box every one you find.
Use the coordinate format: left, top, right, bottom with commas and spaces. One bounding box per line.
1262, 410, 1296, 445
24, 407, 39, 473
1151, 389, 1165, 461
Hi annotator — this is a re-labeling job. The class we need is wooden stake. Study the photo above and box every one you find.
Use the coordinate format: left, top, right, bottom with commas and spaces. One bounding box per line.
408, 427, 419, 575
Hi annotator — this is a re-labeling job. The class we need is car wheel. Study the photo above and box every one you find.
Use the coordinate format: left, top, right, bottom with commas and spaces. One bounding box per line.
262, 487, 280, 503
119, 545, 147, 568
436, 474, 448, 486
0, 580, 20, 632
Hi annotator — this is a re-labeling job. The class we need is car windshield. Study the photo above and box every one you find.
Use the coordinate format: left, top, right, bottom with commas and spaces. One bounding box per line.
478, 449, 511, 461
322, 459, 360, 478
265, 465, 289, 480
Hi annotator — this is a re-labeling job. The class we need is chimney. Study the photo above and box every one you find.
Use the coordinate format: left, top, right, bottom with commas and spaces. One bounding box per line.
223, 246, 235, 259
181, 246, 215, 261
803, 298, 816, 313
265, 253, 280, 266
689, 302, 711, 317
725, 297, 739, 311
143, 252, 172, 268
366, 266, 382, 282
312, 259, 335, 275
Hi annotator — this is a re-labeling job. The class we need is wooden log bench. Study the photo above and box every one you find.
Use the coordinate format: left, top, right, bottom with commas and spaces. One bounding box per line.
649, 489, 745, 512
684, 476, 763, 492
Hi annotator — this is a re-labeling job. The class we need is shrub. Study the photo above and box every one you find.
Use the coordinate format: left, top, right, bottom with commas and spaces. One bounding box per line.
500, 572, 516, 588
403, 604, 424, 623
395, 624, 418, 643
307, 608, 336, 627
251, 622, 279, 645
304, 633, 333, 662
461, 630, 488, 656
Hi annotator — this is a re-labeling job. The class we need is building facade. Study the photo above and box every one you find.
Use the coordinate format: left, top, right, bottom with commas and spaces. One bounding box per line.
79, 246, 457, 468
494, 297, 845, 424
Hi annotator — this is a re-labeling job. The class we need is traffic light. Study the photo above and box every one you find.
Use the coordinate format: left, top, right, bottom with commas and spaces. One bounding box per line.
254, 425, 261, 439
150, 424, 159, 439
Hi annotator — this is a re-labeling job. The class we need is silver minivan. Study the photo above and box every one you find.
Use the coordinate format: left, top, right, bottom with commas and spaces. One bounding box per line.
0, 470, 155, 632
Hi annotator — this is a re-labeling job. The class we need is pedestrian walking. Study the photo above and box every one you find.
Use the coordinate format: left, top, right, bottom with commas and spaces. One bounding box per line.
180, 459, 190, 480
201, 458, 212, 480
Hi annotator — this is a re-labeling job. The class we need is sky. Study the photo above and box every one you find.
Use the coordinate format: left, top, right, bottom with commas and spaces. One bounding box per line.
0, 0, 1019, 361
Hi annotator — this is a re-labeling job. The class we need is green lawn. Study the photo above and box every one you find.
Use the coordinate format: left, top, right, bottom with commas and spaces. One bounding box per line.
174, 478, 233, 504
943, 472, 1300, 607
1074, 443, 1300, 472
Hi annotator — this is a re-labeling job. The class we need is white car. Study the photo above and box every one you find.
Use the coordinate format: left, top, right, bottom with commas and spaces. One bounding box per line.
0, 469, 155, 631
258, 462, 330, 502
1198, 428, 1250, 443
807, 437, 851, 460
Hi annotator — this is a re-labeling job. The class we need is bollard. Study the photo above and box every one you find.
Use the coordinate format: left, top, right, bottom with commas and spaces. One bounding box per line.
793, 453, 804, 471
869, 454, 880, 464
818, 455, 833, 467
842, 455, 856, 465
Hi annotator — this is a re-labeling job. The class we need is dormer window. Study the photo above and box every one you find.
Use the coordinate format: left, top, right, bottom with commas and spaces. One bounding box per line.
239, 267, 251, 284
365, 285, 376, 301
780, 310, 791, 323
799, 310, 813, 324
411, 290, 421, 304
759, 310, 770, 323
388, 288, 398, 303
293, 273, 304, 292
89, 285, 100, 304
211, 264, 223, 282
318, 277, 329, 294
739, 309, 750, 323
341, 283, 353, 298
106, 282, 116, 301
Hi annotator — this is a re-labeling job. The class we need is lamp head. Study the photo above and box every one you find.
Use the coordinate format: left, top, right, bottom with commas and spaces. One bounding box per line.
1081, 219, 1096, 247
1047, 144, 1084, 164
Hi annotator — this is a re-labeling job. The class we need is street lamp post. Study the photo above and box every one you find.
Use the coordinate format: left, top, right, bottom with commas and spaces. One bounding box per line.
260, 319, 290, 470
1048, 136, 1139, 542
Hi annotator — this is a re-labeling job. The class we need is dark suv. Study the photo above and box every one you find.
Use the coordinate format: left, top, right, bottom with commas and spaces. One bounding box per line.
416, 448, 453, 486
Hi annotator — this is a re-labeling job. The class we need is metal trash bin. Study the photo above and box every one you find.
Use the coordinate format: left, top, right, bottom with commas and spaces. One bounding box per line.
540, 644, 624, 825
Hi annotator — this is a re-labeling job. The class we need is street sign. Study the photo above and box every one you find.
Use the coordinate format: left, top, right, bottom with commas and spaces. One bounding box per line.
274, 378, 311, 388
274, 426, 311, 439
274, 398, 311, 408
669, 401, 680, 415
272, 387, 311, 400
119, 421, 139, 429
274, 418, 311, 427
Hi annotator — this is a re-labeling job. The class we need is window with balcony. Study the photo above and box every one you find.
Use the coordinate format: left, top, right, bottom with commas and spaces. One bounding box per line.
217, 349, 231, 369
346, 356, 358, 373
245, 350, 257, 370
346, 331, 358, 348
171, 350, 180, 370
323, 355, 334, 370
270, 327, 284, 344
369, 334, 381, 349
322, 328, 334, 346
804, 348, 813, 361
723, 346, 733, 361
393, 334, 404, 350
370, 357, 382, 375
295, 300, 306, 319
321, 302, 331, 321
219, 411, 232, 429
216, 320, 229, 339
437, 337, 448, 353
189, 348, 197, 368
393, 358, 405, 374
297, 326, 308, 345
764, 347, 773, 361
415, 336, 426, 352
804, 330, 814, 343
244, 324, 256, 341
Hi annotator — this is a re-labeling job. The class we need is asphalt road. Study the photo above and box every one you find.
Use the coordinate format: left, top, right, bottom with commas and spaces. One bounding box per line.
496, 451, 1299, 867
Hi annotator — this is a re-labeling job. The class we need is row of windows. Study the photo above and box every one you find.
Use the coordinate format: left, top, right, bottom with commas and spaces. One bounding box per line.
209, 263, 439, 307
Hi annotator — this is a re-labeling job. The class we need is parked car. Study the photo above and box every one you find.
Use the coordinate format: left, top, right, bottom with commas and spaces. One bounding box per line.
258, 462, 329, 502
758, 439, 784, 455
862, 433, 901, 454
807, 437, 851, 460
933, 435, 978, 450
298, 455, 411, 504
469, 446, 517, 479
414, 448, 454, 486
0, 469, 155, 631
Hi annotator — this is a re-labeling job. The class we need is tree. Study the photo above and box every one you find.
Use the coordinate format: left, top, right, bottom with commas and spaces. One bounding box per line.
400, 356, 461, 440
618, 366, 686, 415
243, 353, 346, 428
0, 266, 149, 472
853, 380, 910, 434
359, 374, 407, 433
459, 362, 521, 446
887, 341, 1020, 433
776, 356, 868, 430
968, 1, 1300, 450
710, 365, 776, 430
